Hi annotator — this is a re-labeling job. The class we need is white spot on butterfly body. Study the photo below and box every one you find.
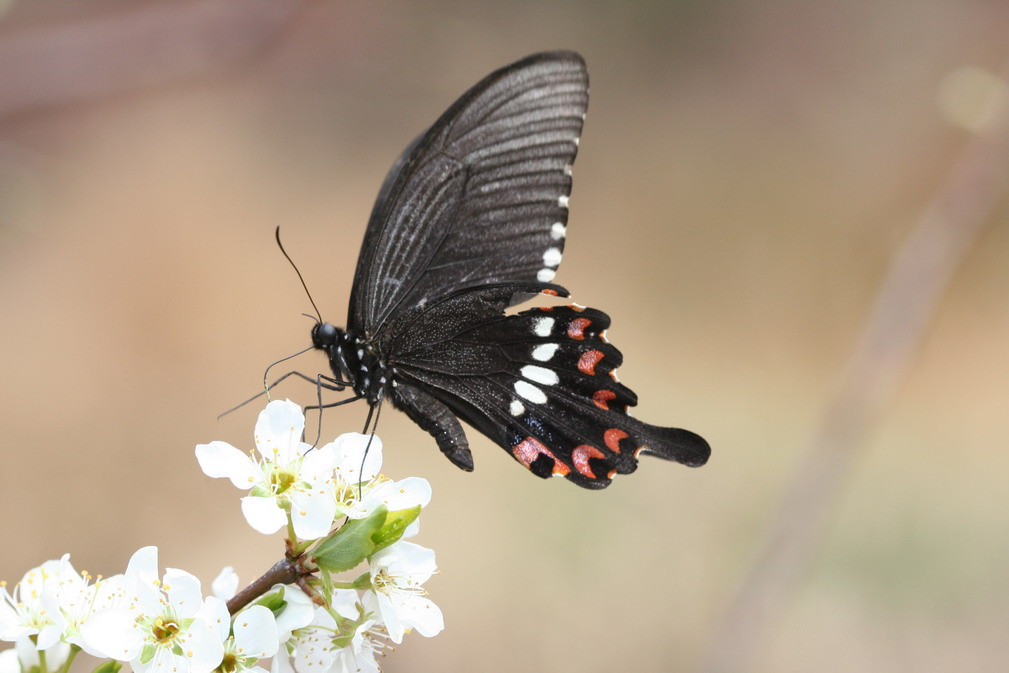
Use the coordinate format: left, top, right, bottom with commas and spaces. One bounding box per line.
558, 195, 569, 208
509, 399, 525, 416
537, 268, 556, 282
550, 222, 566, 240
574, 137, 581, 146
542, 247, 562, 268
514, 380, 547, 404
533, 316, 554, 337
532, 343, 559, 361
563, 165, 573, 177
521, 365, 559, 386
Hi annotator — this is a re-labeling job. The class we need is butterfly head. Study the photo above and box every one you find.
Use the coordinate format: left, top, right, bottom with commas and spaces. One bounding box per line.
311, 321, 343, 350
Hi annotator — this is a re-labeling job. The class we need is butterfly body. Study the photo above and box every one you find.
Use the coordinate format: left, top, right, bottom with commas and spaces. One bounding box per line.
308, 51, 710, 488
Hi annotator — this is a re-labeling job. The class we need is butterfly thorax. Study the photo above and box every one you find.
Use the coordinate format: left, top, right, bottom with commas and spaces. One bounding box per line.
311, 322, 390, 405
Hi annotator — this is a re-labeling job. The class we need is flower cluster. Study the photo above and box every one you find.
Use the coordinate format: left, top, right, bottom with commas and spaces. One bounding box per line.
1, 400, 442, 673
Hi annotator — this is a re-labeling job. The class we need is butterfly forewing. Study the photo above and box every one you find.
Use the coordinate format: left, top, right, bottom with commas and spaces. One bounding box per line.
347, 51, 588, 337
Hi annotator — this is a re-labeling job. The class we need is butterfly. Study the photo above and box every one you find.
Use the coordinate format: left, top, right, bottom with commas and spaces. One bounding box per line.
307, 50, 710, 489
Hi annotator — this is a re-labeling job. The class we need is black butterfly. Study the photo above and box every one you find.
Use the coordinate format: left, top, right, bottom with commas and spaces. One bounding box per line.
308, 51, 710, 489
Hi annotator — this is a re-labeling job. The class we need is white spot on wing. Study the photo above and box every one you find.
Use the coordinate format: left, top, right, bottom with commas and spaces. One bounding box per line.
537, 268, 556, 282
551, 222, 566, 240
514, 380, 547, 404
521, 365, 559, 386
558, 195, 569, 209
563, 165, 573, 177
532, 343, 559, 361
542, 247, 562, 267
533, 317, 554, 337
510, 399, 525, 417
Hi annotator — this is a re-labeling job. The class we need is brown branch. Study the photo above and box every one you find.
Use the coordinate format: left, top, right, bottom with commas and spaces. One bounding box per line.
225, 558, 302, 615
697, 67, 1009, 673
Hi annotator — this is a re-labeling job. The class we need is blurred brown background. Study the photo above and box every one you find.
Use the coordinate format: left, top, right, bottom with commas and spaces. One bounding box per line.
1, 1, 1007, 672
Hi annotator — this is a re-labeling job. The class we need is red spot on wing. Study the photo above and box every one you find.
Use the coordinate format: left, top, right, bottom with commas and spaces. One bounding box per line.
541, 289, 559, 296
512, 437, 571, 476
592, 389, 617, 410
568, 317, 592, 340
538, 306, 555, 311
572, 445, 606, 479
567, 304, 586, 312
577, 349, 605, 375
604, 428, 629, 453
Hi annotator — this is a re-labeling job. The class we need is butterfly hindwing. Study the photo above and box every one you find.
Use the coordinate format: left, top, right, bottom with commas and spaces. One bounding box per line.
387, 284, 711, 488
348, 51, 588, 337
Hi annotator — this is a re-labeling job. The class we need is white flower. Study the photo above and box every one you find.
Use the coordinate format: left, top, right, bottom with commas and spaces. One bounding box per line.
197, 400, 340, 540
363, 542, 443, 643
53, 562, 127, 657
0, 557, 68, 649
80, 547, 223, 673
328, 436, 431, 523
0, 554, 126, 659
329, 433, 385, 520
204, 598, 278, 673
328, 591, 388, 673
283, 593, 386, 673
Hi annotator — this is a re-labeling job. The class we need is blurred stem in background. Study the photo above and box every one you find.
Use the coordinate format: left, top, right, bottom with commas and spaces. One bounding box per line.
698, 60, 1009, 673
0, 0, 304, 119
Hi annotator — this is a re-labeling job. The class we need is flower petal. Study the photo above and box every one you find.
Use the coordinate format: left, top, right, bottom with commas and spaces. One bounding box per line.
240, 496, 287, 535
211, 567, 239, 601
80, 608, 145, 661
163, 568, 203, 619
233, 605, 279, 659
255, 400, 306, 464
196, 442, 260, 489
330, 433, 383, 484
289, 490, 337, 541
200, 596, 231, 642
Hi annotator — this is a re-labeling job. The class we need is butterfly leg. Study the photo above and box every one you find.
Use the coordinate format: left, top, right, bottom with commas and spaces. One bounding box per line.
218, 370, 350, 419
392, 382, 474, 471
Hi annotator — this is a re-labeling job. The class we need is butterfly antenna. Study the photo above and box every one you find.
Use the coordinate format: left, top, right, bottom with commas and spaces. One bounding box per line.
275, 226, 323, 323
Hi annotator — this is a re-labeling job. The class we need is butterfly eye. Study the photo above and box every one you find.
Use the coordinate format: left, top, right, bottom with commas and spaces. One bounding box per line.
312, 323, 341, 347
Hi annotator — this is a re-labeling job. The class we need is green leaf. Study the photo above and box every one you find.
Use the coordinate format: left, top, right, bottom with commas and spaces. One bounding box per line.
312, 507, 387, 572
253, 587, 289, 615
90, 661, 122, 673
370, 506, 421, 554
